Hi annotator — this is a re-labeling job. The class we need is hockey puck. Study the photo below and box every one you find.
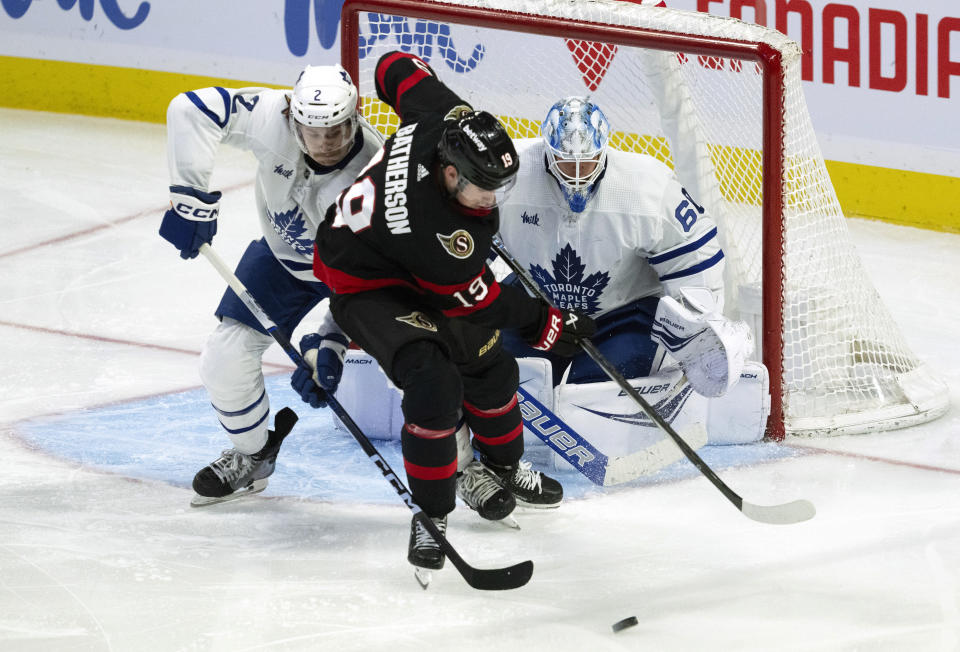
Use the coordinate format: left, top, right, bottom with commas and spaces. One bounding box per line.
612, 616, 639, 633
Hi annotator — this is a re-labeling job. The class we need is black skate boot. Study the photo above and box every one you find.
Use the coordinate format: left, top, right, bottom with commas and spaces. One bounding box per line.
456, 460, 516, 521
190, 407, 298, 507
480, 456, 563, 509
408, 514, 447, 589
408, 514, 447, 569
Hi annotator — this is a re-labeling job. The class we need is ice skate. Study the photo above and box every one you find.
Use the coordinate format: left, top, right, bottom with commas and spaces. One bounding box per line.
478, 453, 563, 509
456, 460, 519, 528
408, 514, 447, 589
190, 407, 298, 507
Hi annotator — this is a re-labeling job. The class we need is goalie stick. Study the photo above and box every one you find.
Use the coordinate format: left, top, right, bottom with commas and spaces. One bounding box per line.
198, 243, 533, 591
517, 381, 708, 486
492, 234, 815, 525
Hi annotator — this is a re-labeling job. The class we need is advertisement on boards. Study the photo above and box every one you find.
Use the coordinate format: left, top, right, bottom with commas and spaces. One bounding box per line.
667, 1, 960, 176
2, 0, 957, 172
1, 0, 958, 225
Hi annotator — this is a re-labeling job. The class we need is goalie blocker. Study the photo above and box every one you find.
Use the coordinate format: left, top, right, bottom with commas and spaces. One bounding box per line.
333, 350, 770, 480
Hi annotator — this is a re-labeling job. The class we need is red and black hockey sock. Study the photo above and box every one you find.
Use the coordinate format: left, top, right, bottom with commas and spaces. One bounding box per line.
401, 423, 458, 517
462, 394, 524, 468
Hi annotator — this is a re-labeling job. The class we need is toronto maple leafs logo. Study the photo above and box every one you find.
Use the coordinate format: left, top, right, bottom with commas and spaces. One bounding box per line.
529, 244, 610, 314
271, 207, 314, 256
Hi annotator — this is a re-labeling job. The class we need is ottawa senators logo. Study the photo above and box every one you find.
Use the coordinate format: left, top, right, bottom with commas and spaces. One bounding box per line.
395, 311, 438, 332
436, 229, 474, 259
443, 104, 473, 122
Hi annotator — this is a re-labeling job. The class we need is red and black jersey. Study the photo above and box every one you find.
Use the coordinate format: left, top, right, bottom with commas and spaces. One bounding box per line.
313, 51, 540, 332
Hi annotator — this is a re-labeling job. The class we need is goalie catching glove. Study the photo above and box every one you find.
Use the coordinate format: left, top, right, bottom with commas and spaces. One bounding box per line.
651, 293, 753, 397
290, 332, 349, 408
527, 304, 596, 357
159, 185, 220, 259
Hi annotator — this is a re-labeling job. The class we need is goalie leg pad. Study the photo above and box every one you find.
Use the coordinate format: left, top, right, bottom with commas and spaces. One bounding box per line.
515, 356, 557, 454
547, 361, 768, 455
554, 366, 707, 468
706, 360, 769, 444
336, 349, 768, 450
333, 349, 404, 440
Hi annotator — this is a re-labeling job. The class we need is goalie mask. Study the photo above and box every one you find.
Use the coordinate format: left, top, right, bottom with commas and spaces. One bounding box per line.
437, 110, 519, 210
541, 97, 611, 213
289, 64, 359, 163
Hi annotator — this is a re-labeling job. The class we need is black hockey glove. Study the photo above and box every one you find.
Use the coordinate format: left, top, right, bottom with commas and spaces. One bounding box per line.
527, 304, 596, 357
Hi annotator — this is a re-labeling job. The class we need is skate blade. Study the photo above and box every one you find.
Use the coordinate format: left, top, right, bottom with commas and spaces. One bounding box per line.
515, 499, 561, 510
497, 514, 521, 530
190, 479, 269, 507
414, 567, 433, 590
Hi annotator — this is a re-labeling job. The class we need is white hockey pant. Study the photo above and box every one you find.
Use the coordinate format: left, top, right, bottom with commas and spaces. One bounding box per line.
198, 317, 274, 454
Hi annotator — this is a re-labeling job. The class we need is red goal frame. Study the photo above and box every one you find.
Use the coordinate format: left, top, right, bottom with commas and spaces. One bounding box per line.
340, 0, 790, 440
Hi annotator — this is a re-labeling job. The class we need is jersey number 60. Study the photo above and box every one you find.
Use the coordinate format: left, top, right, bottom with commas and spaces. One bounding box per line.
674, 187, 705, 232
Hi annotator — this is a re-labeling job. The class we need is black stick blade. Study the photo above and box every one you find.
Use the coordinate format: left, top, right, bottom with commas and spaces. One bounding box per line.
458, 559, 534, 591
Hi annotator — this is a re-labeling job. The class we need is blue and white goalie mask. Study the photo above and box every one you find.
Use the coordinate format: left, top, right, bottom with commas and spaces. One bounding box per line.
541, 97, 611, 213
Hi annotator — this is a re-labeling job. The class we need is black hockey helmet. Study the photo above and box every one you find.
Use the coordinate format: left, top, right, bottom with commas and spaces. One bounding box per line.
437, 111, 519, 191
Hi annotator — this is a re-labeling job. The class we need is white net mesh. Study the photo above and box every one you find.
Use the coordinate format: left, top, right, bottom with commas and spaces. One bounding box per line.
343, 0, 948, 437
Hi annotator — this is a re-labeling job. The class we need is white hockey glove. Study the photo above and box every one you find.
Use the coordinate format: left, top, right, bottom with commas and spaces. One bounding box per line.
650, 293, 753, 397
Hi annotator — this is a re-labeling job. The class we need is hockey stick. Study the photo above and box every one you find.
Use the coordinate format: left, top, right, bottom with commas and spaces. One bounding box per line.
198, 243, 533, 590
516, 381, 708, 486
491, 234, 815, 525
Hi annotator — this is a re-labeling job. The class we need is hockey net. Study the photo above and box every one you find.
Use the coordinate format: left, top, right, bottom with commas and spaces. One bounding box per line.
340, 0, 949, 439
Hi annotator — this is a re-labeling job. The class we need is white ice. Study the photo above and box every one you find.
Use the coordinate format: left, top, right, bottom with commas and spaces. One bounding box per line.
1, 108, 959, 652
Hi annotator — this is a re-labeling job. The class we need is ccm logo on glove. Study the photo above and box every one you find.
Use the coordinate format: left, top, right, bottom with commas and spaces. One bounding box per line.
159, 185, 221, 259
172, 201, 218, 221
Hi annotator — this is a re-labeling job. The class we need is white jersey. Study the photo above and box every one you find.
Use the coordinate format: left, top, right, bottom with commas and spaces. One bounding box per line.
498, 138, 724, 317
166, 86, 383, 282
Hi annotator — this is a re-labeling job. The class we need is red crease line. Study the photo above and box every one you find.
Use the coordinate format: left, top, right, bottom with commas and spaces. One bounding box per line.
0, 180, 253, 260
785, 443, 960, 476
0, 319, 291, 371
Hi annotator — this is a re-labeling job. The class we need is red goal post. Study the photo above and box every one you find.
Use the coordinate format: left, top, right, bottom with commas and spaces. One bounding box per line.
340, 0, 949, 440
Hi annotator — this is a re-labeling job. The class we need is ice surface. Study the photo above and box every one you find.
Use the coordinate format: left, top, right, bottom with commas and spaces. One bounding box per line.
1, 108, 959, 651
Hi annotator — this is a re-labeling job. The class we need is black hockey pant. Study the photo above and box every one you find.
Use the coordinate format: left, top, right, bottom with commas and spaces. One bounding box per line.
331, 289, 523, 517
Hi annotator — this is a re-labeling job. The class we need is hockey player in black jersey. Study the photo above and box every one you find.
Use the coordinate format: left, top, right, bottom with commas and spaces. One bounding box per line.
312, 51, 596, 573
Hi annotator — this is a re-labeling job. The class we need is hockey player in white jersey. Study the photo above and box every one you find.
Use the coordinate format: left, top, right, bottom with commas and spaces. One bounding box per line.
495, 96, 764, 465
159, 65, 382, 505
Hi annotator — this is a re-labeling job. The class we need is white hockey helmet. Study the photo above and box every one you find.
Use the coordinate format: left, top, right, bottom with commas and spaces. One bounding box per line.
289, 64, 359, 157
541, 96, 611, 213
